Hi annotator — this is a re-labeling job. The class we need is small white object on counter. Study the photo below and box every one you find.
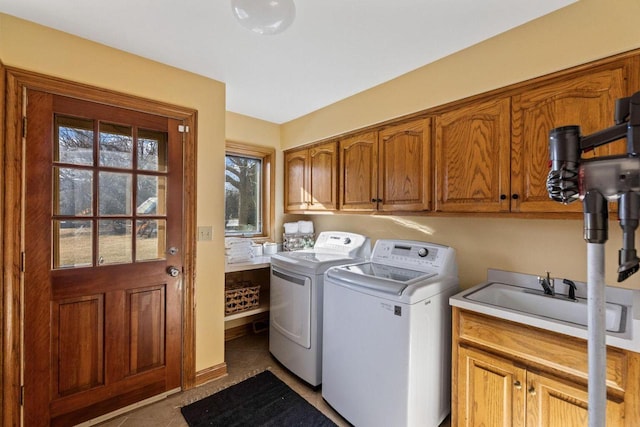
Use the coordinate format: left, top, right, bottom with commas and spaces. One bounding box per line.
450, 269, 640, 352
298, 220, 314, 234
263, 242, 278, 255
224, 237, 253, 264
283, 222, 299, 234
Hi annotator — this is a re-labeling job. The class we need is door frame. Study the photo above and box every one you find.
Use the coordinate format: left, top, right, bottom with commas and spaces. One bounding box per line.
1, 68, 199, 426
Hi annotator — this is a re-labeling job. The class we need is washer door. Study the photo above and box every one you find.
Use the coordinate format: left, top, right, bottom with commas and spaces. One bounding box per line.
270, 266, 312, 348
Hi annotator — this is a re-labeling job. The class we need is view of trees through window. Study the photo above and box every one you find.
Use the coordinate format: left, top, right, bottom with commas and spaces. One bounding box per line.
54, 115, 167, 267
225, 154, 262, 235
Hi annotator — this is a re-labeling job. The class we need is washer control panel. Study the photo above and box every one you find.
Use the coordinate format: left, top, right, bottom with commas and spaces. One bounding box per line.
370, 240, 453, 272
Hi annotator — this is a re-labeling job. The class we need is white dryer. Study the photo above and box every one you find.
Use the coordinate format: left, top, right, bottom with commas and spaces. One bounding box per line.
269, 231, 371, 386
322, 239, 458, 427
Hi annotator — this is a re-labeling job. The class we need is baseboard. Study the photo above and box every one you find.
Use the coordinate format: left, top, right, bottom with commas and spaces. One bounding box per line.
225, 323, 254, 341
195, 362, 228, 387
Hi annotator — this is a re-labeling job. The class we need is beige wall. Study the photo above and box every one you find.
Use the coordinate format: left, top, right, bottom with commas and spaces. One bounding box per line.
282, 0, 640, 290
0, 14, 227, 371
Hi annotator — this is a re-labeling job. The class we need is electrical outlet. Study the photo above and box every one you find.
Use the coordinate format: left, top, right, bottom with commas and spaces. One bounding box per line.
198, 226, 213, 241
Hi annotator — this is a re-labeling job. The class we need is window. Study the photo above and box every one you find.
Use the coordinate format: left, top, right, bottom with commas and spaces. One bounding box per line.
225, 142, 274, 239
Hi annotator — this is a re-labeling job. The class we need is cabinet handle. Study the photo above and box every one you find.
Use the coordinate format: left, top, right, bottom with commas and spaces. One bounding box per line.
528, 386, 536, 395
512, 194, 520, 200
513, 380, 522, 389
500, 194, 507, 200
377, 198, 383, 203
371, 198, 377, 203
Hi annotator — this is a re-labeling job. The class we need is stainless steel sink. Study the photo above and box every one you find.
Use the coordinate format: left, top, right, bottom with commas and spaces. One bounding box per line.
464, 282, 626, 333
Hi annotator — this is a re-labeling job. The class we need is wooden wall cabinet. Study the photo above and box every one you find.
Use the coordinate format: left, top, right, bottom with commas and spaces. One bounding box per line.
511, 58, 636, 213
284, 141, 338, 212
339, 118, 431, 212
452, 308, 638, 427
435, 97, 511, 212
435, 57, 637, 213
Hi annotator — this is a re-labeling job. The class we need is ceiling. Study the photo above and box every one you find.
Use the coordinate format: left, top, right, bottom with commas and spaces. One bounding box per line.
0, 0, 576, 124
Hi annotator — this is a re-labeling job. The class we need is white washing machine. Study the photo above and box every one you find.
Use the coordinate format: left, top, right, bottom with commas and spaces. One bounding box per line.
322, 239, 458, 427
269, 231, 371, 386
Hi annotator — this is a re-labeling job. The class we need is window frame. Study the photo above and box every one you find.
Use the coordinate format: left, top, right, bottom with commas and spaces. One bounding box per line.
224, 141, 275, 241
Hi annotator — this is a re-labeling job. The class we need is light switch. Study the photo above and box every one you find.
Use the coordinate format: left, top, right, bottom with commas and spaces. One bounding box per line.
198, 226, 213, 241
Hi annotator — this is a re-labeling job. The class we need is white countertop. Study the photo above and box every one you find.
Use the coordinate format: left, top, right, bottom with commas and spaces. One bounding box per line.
225, 255, 272, 273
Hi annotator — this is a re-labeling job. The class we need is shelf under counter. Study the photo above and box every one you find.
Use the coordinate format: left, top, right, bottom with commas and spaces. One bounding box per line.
224, 258, 272, 327
224, 297, 270, 321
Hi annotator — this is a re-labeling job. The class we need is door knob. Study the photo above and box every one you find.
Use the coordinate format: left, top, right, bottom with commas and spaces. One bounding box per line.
167, 266, 180, 277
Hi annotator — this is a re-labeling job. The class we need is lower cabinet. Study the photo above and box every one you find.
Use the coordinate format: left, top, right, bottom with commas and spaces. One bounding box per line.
457, 346, 625, 427
452, 308, 638, 427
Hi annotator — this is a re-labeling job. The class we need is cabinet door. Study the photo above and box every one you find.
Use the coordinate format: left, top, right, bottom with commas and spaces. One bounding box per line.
511, 59, 633, 213
308, 141, 338, 210
284, 148, 309, 211
378, 118, 431, 211
457, 346, 526, 427
435, 98, 511, 212
339, 131, 378, 211
526, 371, 625, 427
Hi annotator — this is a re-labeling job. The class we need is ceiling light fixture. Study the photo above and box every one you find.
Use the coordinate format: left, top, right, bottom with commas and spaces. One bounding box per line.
231, 0, 296, 35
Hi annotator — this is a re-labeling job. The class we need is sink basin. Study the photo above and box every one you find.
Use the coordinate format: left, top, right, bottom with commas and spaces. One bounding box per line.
464, 282, 626, 333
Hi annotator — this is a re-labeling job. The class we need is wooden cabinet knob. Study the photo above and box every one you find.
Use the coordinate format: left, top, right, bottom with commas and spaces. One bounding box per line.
512, 194, 520, 200
514, 380, 522, 389
528, 386, 536, 395
500, 194, 507, 200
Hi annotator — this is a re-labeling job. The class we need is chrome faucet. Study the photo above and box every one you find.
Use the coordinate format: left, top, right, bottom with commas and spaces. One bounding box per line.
538, 271, 555, 296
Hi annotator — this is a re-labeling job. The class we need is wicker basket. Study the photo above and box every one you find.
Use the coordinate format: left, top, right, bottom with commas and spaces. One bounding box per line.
225, 281, 260, 315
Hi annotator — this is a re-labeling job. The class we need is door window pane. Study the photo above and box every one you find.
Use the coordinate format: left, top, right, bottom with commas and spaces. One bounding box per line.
54, 220, 93, 268
137, 175, 166, 216
55, 116, 94, 166
225, 155, 262, 235
53, 116, 170, 269
136, 220, 166, 261
138, 129, 168, 172
98, 220, 132, 265
99, 123, 133, 169
99, 172, 132, 215
54, 167, 93, 216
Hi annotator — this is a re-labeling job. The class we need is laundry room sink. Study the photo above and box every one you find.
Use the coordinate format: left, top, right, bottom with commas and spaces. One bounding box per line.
449, 269, 640, 352
464, 282, 625, 332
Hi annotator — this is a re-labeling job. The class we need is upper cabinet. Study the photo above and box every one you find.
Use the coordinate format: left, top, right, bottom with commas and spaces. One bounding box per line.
339, 118, 431, 212
511, 58, 636, 213
435, 56, 639, 213
284, 50, 640, 217
284, 141, 338, 212
434, 97, 511, 212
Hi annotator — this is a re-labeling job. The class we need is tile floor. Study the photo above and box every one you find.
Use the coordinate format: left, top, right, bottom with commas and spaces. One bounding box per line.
95, 331, 451, 427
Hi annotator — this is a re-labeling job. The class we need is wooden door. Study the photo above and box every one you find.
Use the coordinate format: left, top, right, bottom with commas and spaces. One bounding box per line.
308, 141, 338, 210
284, 148, 309, 211
24, 91, 184, 426
339, 131, 378, 211
435, 98, 511, 212
456, 346, 526, 427
378, 118, 431, 211
511, 59, 633, 213
526, 371, 625, 427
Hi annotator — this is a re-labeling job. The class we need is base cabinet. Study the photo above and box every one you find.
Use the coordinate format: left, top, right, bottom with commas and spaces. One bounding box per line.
457, 346, 625, 427
452, 308, 639, 427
